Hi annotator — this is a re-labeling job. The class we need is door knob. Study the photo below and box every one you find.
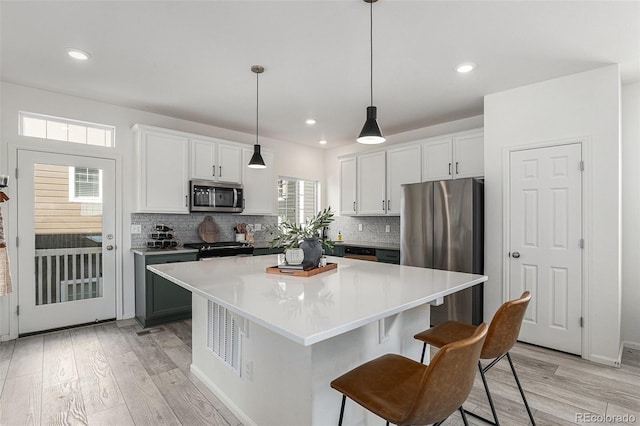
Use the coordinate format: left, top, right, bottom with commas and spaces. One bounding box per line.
106, 245, 114, 251
512, 251, 520, 258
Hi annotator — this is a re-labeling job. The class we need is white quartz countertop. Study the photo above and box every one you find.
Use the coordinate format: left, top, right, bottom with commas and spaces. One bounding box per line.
148, 255, 487, 346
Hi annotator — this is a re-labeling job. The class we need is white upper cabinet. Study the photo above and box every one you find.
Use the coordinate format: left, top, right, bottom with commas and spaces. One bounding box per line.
339, 157, 357, 216
191, 138, 242, 184
357, 151, 387, 215
422, 137, 453, 181
241, 148, 275, 215
421, 129, 484, 181
452, 130, 484, 179
133, 125, 190, 214
386, 145, 422, 215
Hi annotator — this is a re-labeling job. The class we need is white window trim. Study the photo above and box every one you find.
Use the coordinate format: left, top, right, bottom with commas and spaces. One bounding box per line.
19, 111, 116, 147
68, 167, 103, 203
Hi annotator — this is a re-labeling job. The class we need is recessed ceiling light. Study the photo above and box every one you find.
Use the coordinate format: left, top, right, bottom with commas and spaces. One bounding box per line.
305, 119, 317, 125
456, 62, 475, 73
319, 140, 327, 145
67, 49, 91, 61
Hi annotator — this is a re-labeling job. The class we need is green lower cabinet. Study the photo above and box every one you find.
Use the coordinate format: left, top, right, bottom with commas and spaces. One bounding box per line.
376, 249, 400, 264
253, 246, 284, 256
134, 252, 197, 327
325, 244, 344, 257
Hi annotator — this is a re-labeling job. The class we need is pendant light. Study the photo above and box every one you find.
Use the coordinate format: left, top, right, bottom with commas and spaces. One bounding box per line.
248, 65, 267, 169
357, 0, 385, 144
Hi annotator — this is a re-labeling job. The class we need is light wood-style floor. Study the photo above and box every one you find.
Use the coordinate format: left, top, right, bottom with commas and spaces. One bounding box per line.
0, 319, 638, 426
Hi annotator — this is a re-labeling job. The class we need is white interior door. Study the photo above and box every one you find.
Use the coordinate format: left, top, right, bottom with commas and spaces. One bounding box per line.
17, 150, 116, 334
509, 143, 582, 355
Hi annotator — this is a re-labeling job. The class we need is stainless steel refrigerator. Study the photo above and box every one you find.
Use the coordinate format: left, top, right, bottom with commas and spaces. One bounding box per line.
400, 178, 484, 326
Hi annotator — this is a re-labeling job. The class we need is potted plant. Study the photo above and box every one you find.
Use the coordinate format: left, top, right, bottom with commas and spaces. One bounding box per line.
266, 207, 335, 267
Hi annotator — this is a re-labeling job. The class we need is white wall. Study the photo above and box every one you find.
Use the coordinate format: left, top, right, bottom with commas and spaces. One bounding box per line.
323, 115, 484, 212
484, 65, 621, 365
621, 82, 640, 348
0, 82, 324, 340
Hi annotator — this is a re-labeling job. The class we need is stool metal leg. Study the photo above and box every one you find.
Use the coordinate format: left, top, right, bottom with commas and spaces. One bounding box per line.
506, 352, 536, 425
420, 343, 427, 363
338, 395, 346, 426
459, 406, 470, 426
462, 360, 500, 425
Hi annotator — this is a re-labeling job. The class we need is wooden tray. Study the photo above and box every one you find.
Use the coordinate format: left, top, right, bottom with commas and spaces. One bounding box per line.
266, 262, 337, 277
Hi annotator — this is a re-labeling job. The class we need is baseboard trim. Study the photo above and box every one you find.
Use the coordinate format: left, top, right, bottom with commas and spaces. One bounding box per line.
590, 352, 621, 368
622, 340, 640, 351
190, 364, 257, 426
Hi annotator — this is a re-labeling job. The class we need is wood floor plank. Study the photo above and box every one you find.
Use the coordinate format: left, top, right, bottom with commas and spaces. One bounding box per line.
6, 335, 43, 379
606, 401, 640, 422
106, 350, 180, 425
43, 330, 79, 388
186, 371, 243, 426
73, 339, 124, 415
0, 373, 42, 425
163, 344, 192, 373
150, 327, 189, 350
621, 347, 640, 369
41, 379, 88, 425
94, 323, 133, 357
0, 340, 15, 396
119, 325, 177, 376
86, 403, 135, 426
70, 325, 100, 348
163, 321, 192, 348
152, 368, 231, 426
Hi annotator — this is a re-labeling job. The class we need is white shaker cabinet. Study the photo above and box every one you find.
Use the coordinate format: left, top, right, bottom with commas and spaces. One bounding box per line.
421, 129, 484, 181
133, 125, 190, 214
357, 151, 386, 215
191, 138, 242, 184
339, 157, 357, 216
386, 145, 422, 215
241, 148, 275, 215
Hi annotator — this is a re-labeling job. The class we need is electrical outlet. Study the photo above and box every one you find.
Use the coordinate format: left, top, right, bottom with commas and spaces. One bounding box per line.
254, 223, 262, 231
358, 223, 363, 231
131, 224, 142, 234
385, 225, 390, 233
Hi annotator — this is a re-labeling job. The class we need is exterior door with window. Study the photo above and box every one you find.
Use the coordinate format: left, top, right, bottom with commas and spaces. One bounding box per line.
17, 150, 116, 334
508, 143, 582, 355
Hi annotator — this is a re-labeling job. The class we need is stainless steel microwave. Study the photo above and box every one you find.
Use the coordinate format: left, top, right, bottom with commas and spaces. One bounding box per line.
190, 180, 244, 213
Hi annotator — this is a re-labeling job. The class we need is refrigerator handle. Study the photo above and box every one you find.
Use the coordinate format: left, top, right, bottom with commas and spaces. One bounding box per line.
448, 162, 452, 175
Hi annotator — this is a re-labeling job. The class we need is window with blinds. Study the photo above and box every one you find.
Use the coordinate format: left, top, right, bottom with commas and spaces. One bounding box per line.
68, 167, 102, 203
277, 178, 318, 225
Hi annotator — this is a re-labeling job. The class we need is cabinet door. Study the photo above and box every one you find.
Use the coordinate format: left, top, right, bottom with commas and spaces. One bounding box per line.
191, 138, 217, 180
453, 131, 484, 178
241, 148, 275, 215
357, 151, 386, 215
218, 143, 243, 183
339, 157, 357, 216
138, 130, 189, 213
421, 137, 453, 182
386, 145, 421, 215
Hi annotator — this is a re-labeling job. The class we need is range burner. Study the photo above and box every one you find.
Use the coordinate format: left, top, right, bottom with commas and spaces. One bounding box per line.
183, 241, 254, 259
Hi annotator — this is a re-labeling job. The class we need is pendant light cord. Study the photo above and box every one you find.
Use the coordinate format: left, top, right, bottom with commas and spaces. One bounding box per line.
369, 0, 374, 107
256, 71, 259, 145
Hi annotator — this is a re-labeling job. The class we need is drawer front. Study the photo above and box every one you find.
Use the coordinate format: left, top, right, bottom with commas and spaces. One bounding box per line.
376, 249, 400, 264
145, 252, 198, 265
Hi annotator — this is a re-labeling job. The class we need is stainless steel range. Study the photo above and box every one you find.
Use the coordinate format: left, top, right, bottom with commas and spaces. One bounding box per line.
183, 241, 254, 259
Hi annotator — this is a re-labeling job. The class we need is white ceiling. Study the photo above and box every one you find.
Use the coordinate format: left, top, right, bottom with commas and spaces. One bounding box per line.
2, 1, 638, 149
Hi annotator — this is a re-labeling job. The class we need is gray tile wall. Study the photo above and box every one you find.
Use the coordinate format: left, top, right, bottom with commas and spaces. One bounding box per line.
131, 214, 401, 248
326, 216, 400, 245
131, 213, 278, 248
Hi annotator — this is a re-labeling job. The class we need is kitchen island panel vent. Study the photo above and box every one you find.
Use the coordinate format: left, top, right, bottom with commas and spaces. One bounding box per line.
207, 300, 241, 374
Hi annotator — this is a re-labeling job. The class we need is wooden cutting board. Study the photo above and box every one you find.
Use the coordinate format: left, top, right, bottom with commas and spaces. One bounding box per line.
198, 216, 220, 243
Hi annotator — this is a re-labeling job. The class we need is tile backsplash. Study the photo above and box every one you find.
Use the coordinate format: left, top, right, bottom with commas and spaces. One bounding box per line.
326, 216, 400, 245
131, 213, 401, 248
131, 213, 278, 248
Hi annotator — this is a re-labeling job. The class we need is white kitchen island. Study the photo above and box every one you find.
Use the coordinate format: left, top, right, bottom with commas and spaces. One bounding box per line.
148, 254, 487, 426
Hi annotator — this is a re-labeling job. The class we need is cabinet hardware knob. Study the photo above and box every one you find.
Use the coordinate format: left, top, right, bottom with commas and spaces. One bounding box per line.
449, 163, 452, 175
353, 201, 356, 211
456, 162, 459, 175
212, 165, 215, 176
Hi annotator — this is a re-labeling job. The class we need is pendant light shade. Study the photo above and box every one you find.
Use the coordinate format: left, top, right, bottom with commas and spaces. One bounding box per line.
358, 0, 385, 144
248, 65, 267, 169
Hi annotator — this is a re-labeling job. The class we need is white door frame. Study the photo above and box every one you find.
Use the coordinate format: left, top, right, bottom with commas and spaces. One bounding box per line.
5, 141, 123, 340
502, 136, 593, 360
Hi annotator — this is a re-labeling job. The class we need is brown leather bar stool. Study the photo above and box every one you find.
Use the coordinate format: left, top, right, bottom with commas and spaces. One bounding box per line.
330, 323, 488, 426
414, 291, 535, 426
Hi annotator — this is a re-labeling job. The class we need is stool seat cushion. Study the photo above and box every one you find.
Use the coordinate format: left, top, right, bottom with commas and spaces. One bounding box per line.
330, 354, 427, 424
414, 321, 476, 350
